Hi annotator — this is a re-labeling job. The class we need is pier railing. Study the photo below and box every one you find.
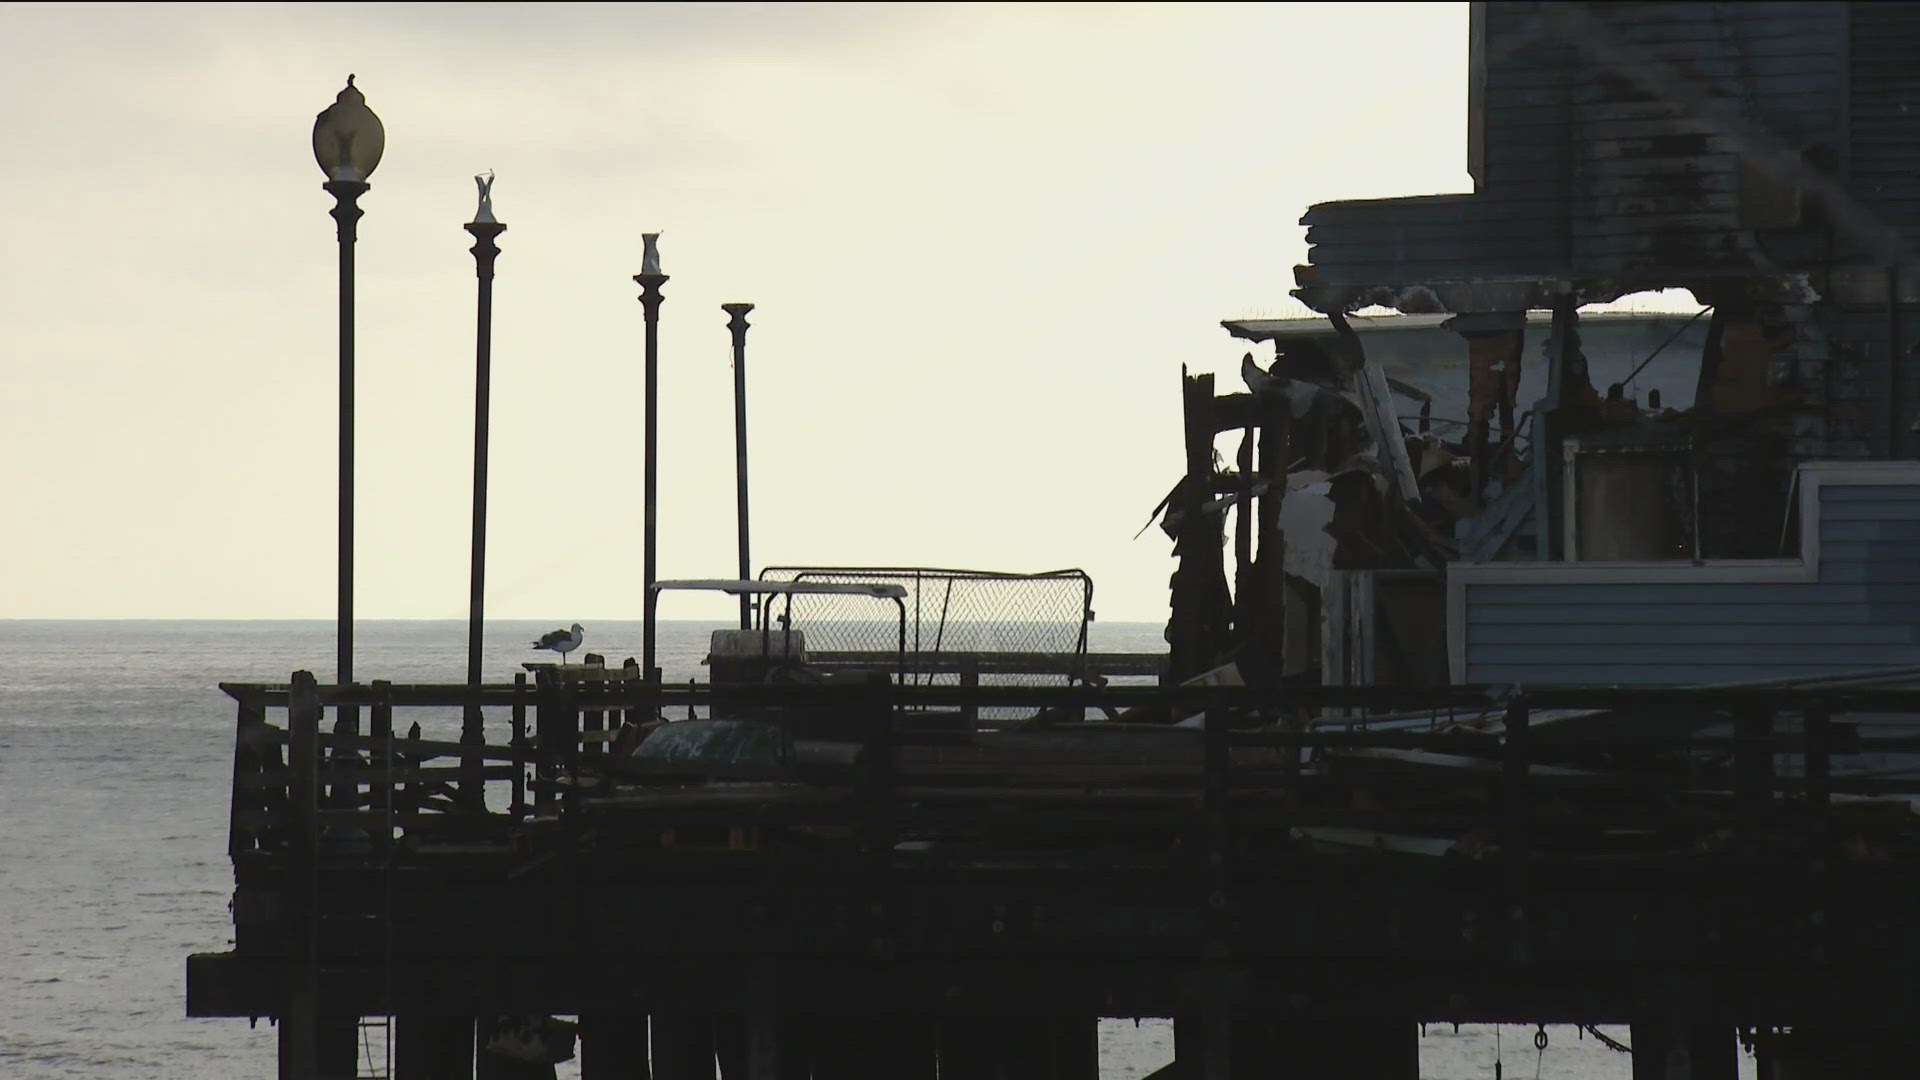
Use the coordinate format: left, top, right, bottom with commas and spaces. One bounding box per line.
219, 673, 1920, 865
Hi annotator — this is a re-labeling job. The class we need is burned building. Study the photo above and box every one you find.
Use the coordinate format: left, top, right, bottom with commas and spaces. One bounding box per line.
190, 10, 1920, 1076
1173, 1, 1920, 689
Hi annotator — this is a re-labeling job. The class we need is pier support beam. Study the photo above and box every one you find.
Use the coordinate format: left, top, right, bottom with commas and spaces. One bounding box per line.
317, 1013, 360, 1079
277, 1006, 358, 1080
396, 1014, 475, 1079
581, 1011, 650, 1079
1630, 1023, 1737, 1080
937, 1016, 1095, 1079
810, 1016, 935, 1080
1051, 1016, 1101, 1080
651, 1013, 717, 1080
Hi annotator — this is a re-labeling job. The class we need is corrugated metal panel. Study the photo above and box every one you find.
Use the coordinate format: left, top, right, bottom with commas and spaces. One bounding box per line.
1461, 478, 1920, 683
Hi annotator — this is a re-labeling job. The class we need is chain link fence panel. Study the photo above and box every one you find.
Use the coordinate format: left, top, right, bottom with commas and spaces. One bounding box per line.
759, 567, 1094, 720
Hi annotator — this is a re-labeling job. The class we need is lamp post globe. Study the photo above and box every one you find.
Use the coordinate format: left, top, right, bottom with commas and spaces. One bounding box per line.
312, 74, 385, 183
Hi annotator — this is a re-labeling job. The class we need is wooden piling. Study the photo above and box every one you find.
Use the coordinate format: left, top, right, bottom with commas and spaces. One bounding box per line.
1735, 709, 1777, 849
1233, 424, 1255, 646
650, 1013, 717, 1080
1170, 371, 1230, 683
583, 653, 607, 758
1502, 699, 1531, 857
510, 673, 528, 814
289, 672, 321, 855
395, 1013, 475, 1079
1631, 1024, 1737, 1080
858, 674, 896, 855
579, 1010, 649, 1079
814, 1016, 935, 1080
278, 979, 318, 1080
621, 658, 643, 727
369, 680, 393, 847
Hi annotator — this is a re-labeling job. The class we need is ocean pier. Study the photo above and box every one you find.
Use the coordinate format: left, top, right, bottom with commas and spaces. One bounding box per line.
187, 671, 1920, 1079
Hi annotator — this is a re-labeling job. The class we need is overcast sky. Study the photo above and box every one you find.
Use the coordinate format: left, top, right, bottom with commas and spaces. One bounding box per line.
0, 2, 1472, 622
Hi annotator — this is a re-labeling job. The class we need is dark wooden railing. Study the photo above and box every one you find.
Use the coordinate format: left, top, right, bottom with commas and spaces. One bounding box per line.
219, 671, 1920, 867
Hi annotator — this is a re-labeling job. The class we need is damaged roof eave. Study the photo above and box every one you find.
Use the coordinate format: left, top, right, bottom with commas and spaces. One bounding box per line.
1289, 276, 1629, 317
1222, 310, 1708, 343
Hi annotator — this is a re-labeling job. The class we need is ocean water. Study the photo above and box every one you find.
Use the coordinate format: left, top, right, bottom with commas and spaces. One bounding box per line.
0, 620, 1722, 1079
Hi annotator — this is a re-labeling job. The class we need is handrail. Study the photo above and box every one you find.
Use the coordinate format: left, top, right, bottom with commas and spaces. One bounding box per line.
220, 678, 1920, 715
223, 670, 1914, 863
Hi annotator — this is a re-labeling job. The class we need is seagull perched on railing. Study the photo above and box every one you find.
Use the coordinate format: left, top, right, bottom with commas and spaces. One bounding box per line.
532, 623, 584, 664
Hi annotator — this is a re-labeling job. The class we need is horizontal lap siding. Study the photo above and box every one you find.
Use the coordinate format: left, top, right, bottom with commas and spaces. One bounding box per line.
1462, 481, 1920, 683
1851, 4, 1920, 237
1565, 3, 1843, 278
1303, 2, 1849, 292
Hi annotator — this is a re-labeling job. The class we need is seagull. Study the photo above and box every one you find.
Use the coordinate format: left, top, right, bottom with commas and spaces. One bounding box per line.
532, 623, 584, 664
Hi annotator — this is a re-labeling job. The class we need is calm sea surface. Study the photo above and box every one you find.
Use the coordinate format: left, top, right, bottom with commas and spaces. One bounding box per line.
0, 620, 1726, 1078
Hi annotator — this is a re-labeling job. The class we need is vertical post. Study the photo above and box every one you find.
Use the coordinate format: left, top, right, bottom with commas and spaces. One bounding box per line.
1631, 1023, 1739, 1080
858, 674, 896, 856
959, 655, 980, 731
1202, 694, 1232, 977
622, 657, 643, 727
533, 670, 558, 812
1170, 371, 1226, 684
1735, 708, 1776, 841
1232, 426, 1254, 646
323, 180, 366, 692
744, 960, 780, 1080
580, 1011, 651, 1079
1805, 703, 1831, 850
1203, 696, 1230, 868
510, 673, 529, 814
369, 680, 393, 849
582, 653, 606, 757
1502, 698, 1530, 856
230, 698, 273, 858
1256, 393, 1292, 734
289, 672, 322, 856
724, 303, 756, 631
651, 1014, 717, 1080
464, 187, 506, 808
1538, 295, 1580, 560
396, 1013, 475, 1079
400, 721, 423, 817
533, 670, 582, 814
285, 671, 322, 1080
635, 234, 669, 683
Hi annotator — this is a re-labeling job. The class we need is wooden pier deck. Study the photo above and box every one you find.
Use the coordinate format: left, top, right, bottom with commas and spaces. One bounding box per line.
187, 674, 1920, 1078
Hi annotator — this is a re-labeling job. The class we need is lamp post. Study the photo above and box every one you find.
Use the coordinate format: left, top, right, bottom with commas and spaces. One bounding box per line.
311, 75, 384, 692
462, 174, 504, 804
722, 302, 755, 630
636, 234, 668, 682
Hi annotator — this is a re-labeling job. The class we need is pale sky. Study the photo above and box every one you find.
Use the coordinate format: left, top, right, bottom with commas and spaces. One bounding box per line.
0, 2, 1471, 622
